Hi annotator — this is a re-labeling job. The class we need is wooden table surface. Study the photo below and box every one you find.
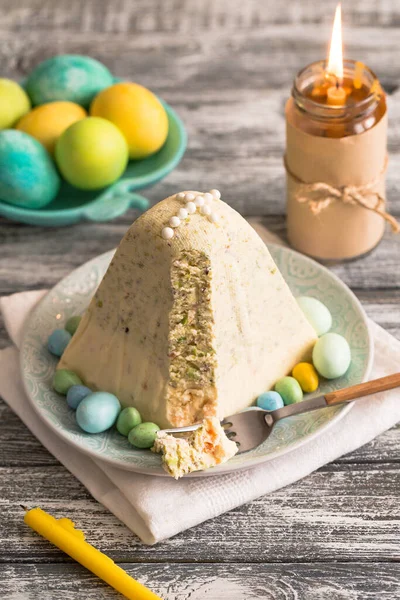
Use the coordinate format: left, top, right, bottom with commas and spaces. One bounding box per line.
0, 1, 399, 598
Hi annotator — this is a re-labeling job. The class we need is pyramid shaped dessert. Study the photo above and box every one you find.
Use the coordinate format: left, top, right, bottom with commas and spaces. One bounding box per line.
59, 190, 317, 428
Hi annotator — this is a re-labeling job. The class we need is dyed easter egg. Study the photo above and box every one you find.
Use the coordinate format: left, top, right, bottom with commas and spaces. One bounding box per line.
128, 422, 160, 449
53, 369, 82, 395
65, 315, 82, 336
25, 55, 114, 108
0, 79, 31, 129
274, 376, 303, 405
55, 117, 128, 190
76, 392, 121, 434
256, 391, 284, 411
0, 130, 60, 209
66, 385, 92, 410
292, 362, 319, 393
116, 407, 142, 437
16, 101, 86, 155
312, 333, 351, 379
90, 82, 168, 159
296, 296, 332, 337
47, 329, 71, 357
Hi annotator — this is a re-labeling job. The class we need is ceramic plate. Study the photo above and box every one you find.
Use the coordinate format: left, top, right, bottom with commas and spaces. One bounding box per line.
20, 245, 373, 476
0, 101, 187, 227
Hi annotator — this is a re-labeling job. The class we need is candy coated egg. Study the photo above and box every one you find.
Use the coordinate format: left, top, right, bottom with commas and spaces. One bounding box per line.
116, 407, 142, 437
53, 369, 82, 395
296, 296, 332, 337
256, 391, 284, 411
274, 376, 303, 405
16, 101, 86, 155
292, 362, 319, 393
76, 392, 121, 434
55, 117, 128, 190
0, 79, 31, 129
0, 130, 60, 209
90, 82, 168, 159
128, 422, 160, 449
313, 333, 351, 379
47, 329, 71, 357
26, 55, 114, 107
65, 315, 82, 336
66, 385, 92, 410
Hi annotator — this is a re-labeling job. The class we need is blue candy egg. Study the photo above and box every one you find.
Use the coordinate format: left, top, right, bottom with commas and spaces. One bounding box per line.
47, 328, 72, 357
256, 391, 284, 411
0, 130, 60, 209
76, 391, 121, 434
66, 385, 92, 410
26, 55, 114, 108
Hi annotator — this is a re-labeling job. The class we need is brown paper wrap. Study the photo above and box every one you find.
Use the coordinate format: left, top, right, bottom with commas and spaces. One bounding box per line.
285, 97, 389, 260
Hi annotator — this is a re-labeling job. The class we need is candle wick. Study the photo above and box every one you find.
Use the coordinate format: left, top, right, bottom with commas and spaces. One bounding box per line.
20, 504, 28, 511
335, 81, 339, 90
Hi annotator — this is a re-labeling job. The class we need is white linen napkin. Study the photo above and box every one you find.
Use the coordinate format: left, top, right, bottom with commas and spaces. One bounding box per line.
1, 230, 399, 545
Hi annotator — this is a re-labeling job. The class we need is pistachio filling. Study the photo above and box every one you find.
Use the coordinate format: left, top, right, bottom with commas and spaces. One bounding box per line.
166, 250, 217, 426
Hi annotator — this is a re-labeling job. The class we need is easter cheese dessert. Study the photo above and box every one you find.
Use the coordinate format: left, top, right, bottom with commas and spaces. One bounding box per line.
59, 189, 317, 429
153, 417, 239, 479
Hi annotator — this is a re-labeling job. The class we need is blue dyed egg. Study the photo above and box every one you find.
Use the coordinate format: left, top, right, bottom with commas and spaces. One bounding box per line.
47, 328, 71, 357
256, 391, 284, 411
0, 130, 60, 209
76, 391, 121, 434
67, 385, 92, 410
26, 55, 114, 108
296, 296, 332, 337
313, 333, 351, 379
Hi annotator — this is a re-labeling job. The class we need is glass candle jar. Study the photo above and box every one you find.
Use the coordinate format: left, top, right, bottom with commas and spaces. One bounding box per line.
285, 59, 389, 261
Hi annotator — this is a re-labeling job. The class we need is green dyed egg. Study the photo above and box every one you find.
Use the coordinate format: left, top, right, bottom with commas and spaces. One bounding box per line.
26, 55, 114, 108
0, 130, 60, 209
0, 79, 31, 130
65, 315, 82, 336
116, 407, 142, 437
274, 376, 303, 405
128, 422, 160, 449
53, 369, 82, 395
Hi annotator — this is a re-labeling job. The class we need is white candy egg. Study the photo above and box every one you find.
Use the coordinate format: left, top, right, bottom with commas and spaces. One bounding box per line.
296, 296, 332, 336
162, 227, 174, 240
177, 207, 188, 219
169, 216, 181, 228
194, 195, 205, 207
186, 201, 196, 214
210, 189, 221, 199
312, 333, 351, 379
200, 205, 211, 215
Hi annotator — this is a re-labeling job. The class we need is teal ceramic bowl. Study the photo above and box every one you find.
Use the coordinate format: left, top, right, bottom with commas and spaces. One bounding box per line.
0, 101, 186, 226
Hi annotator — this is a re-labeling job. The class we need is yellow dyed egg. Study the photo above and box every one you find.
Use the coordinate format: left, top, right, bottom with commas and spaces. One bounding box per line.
90, 82, 168, 159
16, 101, 86, 155
292, 362, 319, 393
0, 79, 31, 129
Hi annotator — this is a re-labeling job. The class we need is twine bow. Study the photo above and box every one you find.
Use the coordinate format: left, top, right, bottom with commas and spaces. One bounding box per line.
285, 157, 400, 233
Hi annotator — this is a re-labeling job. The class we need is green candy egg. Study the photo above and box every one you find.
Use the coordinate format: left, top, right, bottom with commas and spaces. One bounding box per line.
274, 376, 303, 405
0, 130, 60, 209
26, 55, 114, 108
128, 422, 160, 449
116, 407, 142, 437
313, 333, 351, 379
53, 369, 82, 395
65, 315, 82, 336
296, 296, 332, 337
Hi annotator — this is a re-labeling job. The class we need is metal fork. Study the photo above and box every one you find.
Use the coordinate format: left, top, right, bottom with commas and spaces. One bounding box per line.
161, 373, 400, 454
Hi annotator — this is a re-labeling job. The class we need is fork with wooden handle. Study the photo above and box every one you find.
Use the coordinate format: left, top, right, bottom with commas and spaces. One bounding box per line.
161, 373, 400, 454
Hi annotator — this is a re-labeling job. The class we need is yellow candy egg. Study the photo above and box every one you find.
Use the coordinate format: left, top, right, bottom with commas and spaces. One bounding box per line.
16, 101, 86, 155
90, 82, 169, 159
0, 79, 31, 129
292, 362, 319, 393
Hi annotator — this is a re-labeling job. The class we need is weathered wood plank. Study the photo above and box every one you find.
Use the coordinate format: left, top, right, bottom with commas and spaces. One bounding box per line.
0, 464, 398, 563
1, 562, 399, 599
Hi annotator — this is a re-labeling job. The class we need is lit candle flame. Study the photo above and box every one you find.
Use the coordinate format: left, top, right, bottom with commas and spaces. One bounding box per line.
327, 3, 343, 84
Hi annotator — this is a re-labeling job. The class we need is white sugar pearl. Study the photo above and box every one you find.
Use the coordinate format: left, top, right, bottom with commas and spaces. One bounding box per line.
210, 189, 221, 199
203, 193, 213, 203
178, 208, 188, 220
169, 216, 181, 228
184, 192, 195, 202
186, 201, 196, 214
194, 195, 205, 207
209, 212, 219, 223
176, 192, 186, 201
162, 227, 174, 240
200, 205, 211, 216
